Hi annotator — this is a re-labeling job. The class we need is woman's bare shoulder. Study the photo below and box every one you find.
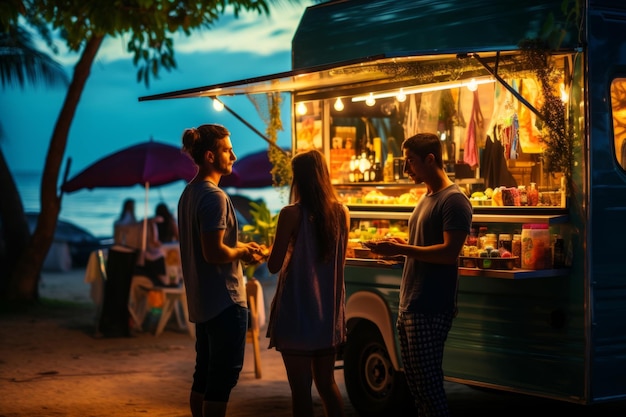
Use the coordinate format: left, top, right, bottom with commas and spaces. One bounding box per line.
280, 204, 300, 216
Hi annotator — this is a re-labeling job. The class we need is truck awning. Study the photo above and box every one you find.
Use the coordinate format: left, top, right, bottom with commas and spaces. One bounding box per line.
138, 50, 525, 102
139, 0, 577, 103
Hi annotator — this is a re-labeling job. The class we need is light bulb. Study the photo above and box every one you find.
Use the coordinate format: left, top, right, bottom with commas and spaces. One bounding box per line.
560, 84, 569, 102
334, 97, 344, 111
297, 102, 307, 115
212, 98, 224, 111
365, 93, 376, 107
396, 89, 406, 102
467, 78, 478, 92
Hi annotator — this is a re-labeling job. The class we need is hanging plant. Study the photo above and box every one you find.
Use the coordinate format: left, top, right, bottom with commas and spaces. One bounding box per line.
517, 1, 582, 181
519, 39, 572, 180
249, 92, 292, 194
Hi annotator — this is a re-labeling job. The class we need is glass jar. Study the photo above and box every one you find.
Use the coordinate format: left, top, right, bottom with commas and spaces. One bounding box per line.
512, 234, 522, 268
521, 224, 550, 269
498, 234, 512, 253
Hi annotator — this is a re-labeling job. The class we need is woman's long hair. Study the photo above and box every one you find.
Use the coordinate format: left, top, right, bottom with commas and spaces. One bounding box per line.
290, 149, 346, 261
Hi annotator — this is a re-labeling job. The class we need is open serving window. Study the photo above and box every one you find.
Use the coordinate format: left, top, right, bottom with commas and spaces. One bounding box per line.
140, 50, 576, 211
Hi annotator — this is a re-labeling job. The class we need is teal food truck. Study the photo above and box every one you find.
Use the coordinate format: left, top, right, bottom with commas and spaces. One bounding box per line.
141, 0, 626, 415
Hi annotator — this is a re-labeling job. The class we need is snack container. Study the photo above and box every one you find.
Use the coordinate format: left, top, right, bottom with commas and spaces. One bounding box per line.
459, 256, 518, 270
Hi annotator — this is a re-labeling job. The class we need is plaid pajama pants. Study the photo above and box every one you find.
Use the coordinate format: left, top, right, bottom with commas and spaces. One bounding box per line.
397, 310, 454, 417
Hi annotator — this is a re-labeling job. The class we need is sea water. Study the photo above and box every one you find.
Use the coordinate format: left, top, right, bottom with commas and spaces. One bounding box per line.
14, 171, 288, 238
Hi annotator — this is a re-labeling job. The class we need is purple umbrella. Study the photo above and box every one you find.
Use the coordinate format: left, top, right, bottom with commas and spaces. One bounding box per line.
61, 139, 197, 251
62, 140, 196, 192
220, 149, 282, 189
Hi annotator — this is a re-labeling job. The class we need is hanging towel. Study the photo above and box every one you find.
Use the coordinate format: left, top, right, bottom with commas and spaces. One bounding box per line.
463, 90, 483, 168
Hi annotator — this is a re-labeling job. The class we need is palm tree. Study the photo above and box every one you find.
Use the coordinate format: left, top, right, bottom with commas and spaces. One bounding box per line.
0, 18, 68, 300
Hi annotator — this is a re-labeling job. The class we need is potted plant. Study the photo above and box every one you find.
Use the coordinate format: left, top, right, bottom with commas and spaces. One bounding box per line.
240, 200, 278, 279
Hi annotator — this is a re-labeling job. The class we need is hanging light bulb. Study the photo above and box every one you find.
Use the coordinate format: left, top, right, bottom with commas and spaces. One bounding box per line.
467, 78, 478, 92
334, 97, 344, 111
297, 102, 308, 115
396, 88, 406, 102
365, 93, 376, 107
212, 98, 224, 111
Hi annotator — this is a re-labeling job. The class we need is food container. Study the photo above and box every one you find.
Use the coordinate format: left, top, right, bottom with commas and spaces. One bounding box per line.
459, 256, 518, 270
498, 234, 512, 253
353, 247, 372, 258
521, 224, 550, 269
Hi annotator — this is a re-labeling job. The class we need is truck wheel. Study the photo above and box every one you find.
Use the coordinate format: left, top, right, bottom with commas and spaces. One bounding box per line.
343, 323, 414, 416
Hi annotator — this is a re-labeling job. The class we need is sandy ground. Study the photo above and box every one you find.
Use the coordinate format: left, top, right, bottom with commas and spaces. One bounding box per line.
2, 269, 626, 417
0, 269, 350, 417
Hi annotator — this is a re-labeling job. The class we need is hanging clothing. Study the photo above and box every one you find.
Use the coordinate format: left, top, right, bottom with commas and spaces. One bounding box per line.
481, 128, 518, 189
463, 90, 484, 168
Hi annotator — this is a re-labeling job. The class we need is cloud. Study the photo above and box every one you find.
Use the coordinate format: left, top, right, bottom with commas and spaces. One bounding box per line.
93, 3, 309, 64
3, 2, 312, 172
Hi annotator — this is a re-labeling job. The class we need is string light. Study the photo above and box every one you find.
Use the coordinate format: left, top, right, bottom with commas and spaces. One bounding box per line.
297, 102, 308, 115
334, 97, 344, 111
212, 98, 224, 111
396, 88, 406, 102
352, 76, 495, 103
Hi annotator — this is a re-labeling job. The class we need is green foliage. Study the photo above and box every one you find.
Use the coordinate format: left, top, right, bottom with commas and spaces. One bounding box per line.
517, 0, 582, 180
266, 92, 292, 190
241, 200, 277, 246
21, 0, 279, 86
249, 91, 293, 193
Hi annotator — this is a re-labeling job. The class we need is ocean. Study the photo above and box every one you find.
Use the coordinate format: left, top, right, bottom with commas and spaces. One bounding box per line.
14, 171, 288, 238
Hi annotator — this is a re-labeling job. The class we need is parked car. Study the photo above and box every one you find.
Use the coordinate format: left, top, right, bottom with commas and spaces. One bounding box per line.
26, 212, 112, 270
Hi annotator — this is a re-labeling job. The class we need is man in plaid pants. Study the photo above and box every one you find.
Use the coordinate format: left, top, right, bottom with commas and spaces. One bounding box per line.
367, 133, 472, 416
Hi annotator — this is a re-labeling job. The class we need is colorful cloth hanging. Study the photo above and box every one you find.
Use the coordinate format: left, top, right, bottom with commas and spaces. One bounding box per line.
463, 90, 483, 168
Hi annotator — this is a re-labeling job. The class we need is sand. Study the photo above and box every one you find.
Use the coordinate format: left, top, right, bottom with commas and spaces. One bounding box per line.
2, 269, 625, 416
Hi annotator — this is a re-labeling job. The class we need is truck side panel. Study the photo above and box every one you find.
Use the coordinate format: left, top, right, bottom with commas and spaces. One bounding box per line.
586, 1, 626, 402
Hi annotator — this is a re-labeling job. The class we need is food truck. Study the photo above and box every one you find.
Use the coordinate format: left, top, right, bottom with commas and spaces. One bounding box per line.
140, 0, 626, 414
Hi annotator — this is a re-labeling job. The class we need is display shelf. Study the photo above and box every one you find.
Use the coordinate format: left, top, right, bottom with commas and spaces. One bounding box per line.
472, 208, 568, 224
348, 209, 569, 224
346, 258, 404, 269
459, 267, 570, 279
346, 258, 569, 279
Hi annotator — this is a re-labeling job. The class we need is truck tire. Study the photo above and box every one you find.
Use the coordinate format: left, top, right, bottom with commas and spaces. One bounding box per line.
343, 322, 415, 416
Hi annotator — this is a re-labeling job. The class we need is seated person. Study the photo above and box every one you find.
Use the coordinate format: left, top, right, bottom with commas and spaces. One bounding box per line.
155, 202, 179, 243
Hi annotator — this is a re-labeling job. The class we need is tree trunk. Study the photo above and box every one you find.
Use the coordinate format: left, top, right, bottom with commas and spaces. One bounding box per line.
8, 35, 104, 302
0, 149, 31, 299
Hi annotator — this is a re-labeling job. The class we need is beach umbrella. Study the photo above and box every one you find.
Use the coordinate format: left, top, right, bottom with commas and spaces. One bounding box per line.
220, 149, 281, 189
61, 139, 197, 251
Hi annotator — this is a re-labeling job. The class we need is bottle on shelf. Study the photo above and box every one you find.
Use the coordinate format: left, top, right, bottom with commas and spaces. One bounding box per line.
366, 156, 379, 182
518, 185, 528, 206
512, 234, 522, 268
466, 229, 477, 247
383, 153, 395, 182
528, 182, 539, 206
348, 155, 357, 183
359, 152, 370, 182
498, 234, 512, 253
552, 234, 565, 268
477, 226, 488, 249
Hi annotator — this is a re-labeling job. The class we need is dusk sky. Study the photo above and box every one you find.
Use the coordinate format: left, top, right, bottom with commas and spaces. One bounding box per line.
2, 1, 313, 176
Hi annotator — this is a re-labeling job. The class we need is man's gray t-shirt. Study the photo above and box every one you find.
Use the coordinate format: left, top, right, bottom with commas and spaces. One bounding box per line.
178, 181, 246, 323
400, 184, 472, 314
